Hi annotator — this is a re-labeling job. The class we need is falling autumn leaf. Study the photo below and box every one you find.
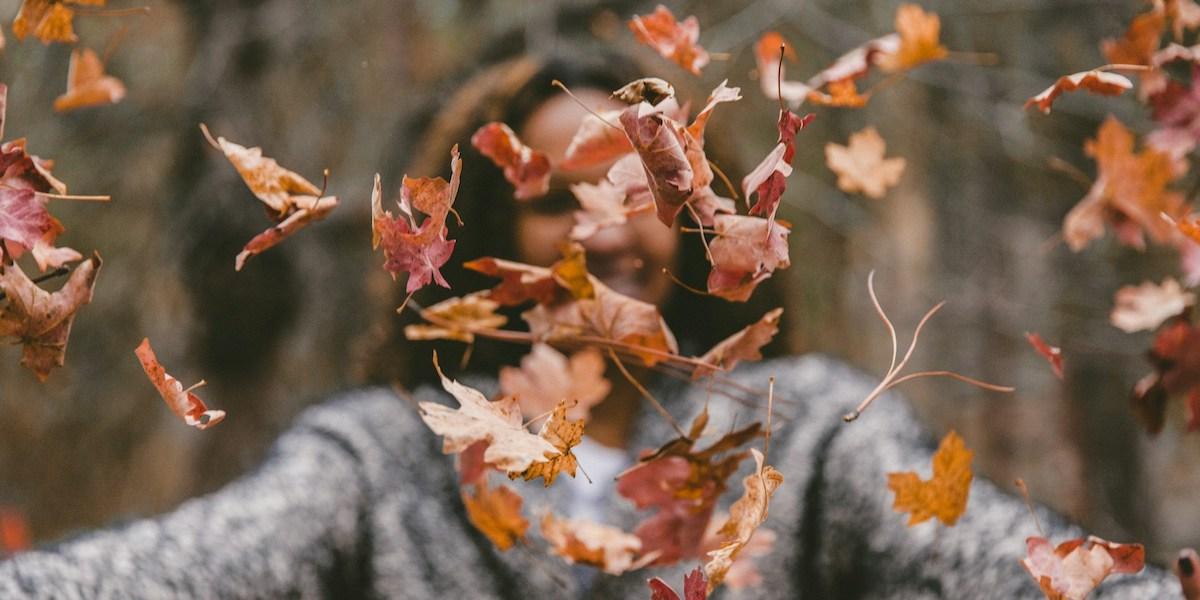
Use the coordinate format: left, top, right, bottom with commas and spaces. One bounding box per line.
0, 253, 100, 381
694, 308, 782, 378
742, 110, 814, 220
464, 257, 560, 306
1021, 535, 1145, 600
540, 513, 652, 575
404, 291, 507, 343
470, 122, 551, 200
825, 126, 906, 199
618, 102, 694, 226
372, 147, 461, 293
201, 124, 339, 271
134, 338, 225, 429
53, 47, 126, 113
570, 179, 653, 241
511, 400, 584, 487
1110, 278, 1195, 333
1102, 7, 1166, 67
12, 0, 102, 45
463, 480, 528, 551
887, 429, 973, 526
1025, 332, 1064, 380
499, 344, 611, 421
613, 78, 676, 106
648, 567, 708, 600
617, 410, 761, 564
877, 4, 949, 72
418, 356, 558, 473
702, 448, 783, 593
806, 79, 871, 108
628, 5, 709, 75
1063, 117, 1184, 252
1025, 70, 1133, 115
1131, 319, 1200, 433
561, 109, 632, 171
706, 215, 791, 302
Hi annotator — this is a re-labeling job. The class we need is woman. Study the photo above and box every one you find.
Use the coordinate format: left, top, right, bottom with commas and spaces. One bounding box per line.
0, 40, 1193, 600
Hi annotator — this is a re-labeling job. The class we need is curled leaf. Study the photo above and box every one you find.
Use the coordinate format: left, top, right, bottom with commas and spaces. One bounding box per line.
1025, 332, 1064, 380
1021, 535, 1145, 600
877, 4, 949, 72
702, 449, 783, 593
201, 124, 339, 271
135, 338, 225, 429
0, 254, 100, 381
470, 122, 551, 200
404, 291, 507, 343
1025, 70, 1133, 115
648, 567, 708, 600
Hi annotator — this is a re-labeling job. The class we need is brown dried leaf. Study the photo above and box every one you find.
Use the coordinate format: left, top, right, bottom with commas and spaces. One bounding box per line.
694, 308, 782, 378
404, 292, 507, 343
702, 448, 783, 593
0, 254, 100, 381
134, 338, 225, 429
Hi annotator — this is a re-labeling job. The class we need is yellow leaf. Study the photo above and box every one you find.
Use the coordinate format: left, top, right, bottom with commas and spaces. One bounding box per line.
886, 430, 973, 526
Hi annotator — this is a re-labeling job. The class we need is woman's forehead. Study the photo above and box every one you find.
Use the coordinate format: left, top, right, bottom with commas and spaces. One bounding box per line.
520, 88, 624, 185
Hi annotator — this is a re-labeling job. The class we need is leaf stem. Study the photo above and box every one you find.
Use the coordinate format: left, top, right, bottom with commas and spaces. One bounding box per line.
606, 347, 686, 438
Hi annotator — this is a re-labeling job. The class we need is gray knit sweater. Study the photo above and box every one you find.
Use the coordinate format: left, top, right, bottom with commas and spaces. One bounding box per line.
0, 355, 1181, 598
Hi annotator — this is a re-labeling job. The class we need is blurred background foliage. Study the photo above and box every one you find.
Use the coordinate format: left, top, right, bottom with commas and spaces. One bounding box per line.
0, 0, 1194, 565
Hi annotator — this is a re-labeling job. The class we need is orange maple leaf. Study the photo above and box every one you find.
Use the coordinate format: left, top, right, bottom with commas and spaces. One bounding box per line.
462, 480, 527, 551
887, 429, 973, 526
511, 400, 584, 487
628, 5, 709, 75
878, 4, 949, 72
53, 47, 126, 113
1062, 116, 1185, 251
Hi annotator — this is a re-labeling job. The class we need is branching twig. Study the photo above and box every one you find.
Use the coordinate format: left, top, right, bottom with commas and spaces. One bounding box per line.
842, 271, 1014, 422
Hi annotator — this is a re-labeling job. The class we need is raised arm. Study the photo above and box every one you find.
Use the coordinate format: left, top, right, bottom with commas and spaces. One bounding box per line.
0, 389, 411, 598
781, 356, 1182, 598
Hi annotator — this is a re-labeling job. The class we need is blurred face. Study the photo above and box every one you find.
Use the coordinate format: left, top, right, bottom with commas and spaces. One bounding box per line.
516, 89, 680, 305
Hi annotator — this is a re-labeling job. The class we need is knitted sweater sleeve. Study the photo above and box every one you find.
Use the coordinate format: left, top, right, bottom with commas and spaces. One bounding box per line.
0, 387, 428, 599
747, 355, 1182, 599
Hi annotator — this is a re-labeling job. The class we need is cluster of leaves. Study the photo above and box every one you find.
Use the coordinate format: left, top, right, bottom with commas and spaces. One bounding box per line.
1022, 0, 1200, 441
0, 2, 1173, 597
